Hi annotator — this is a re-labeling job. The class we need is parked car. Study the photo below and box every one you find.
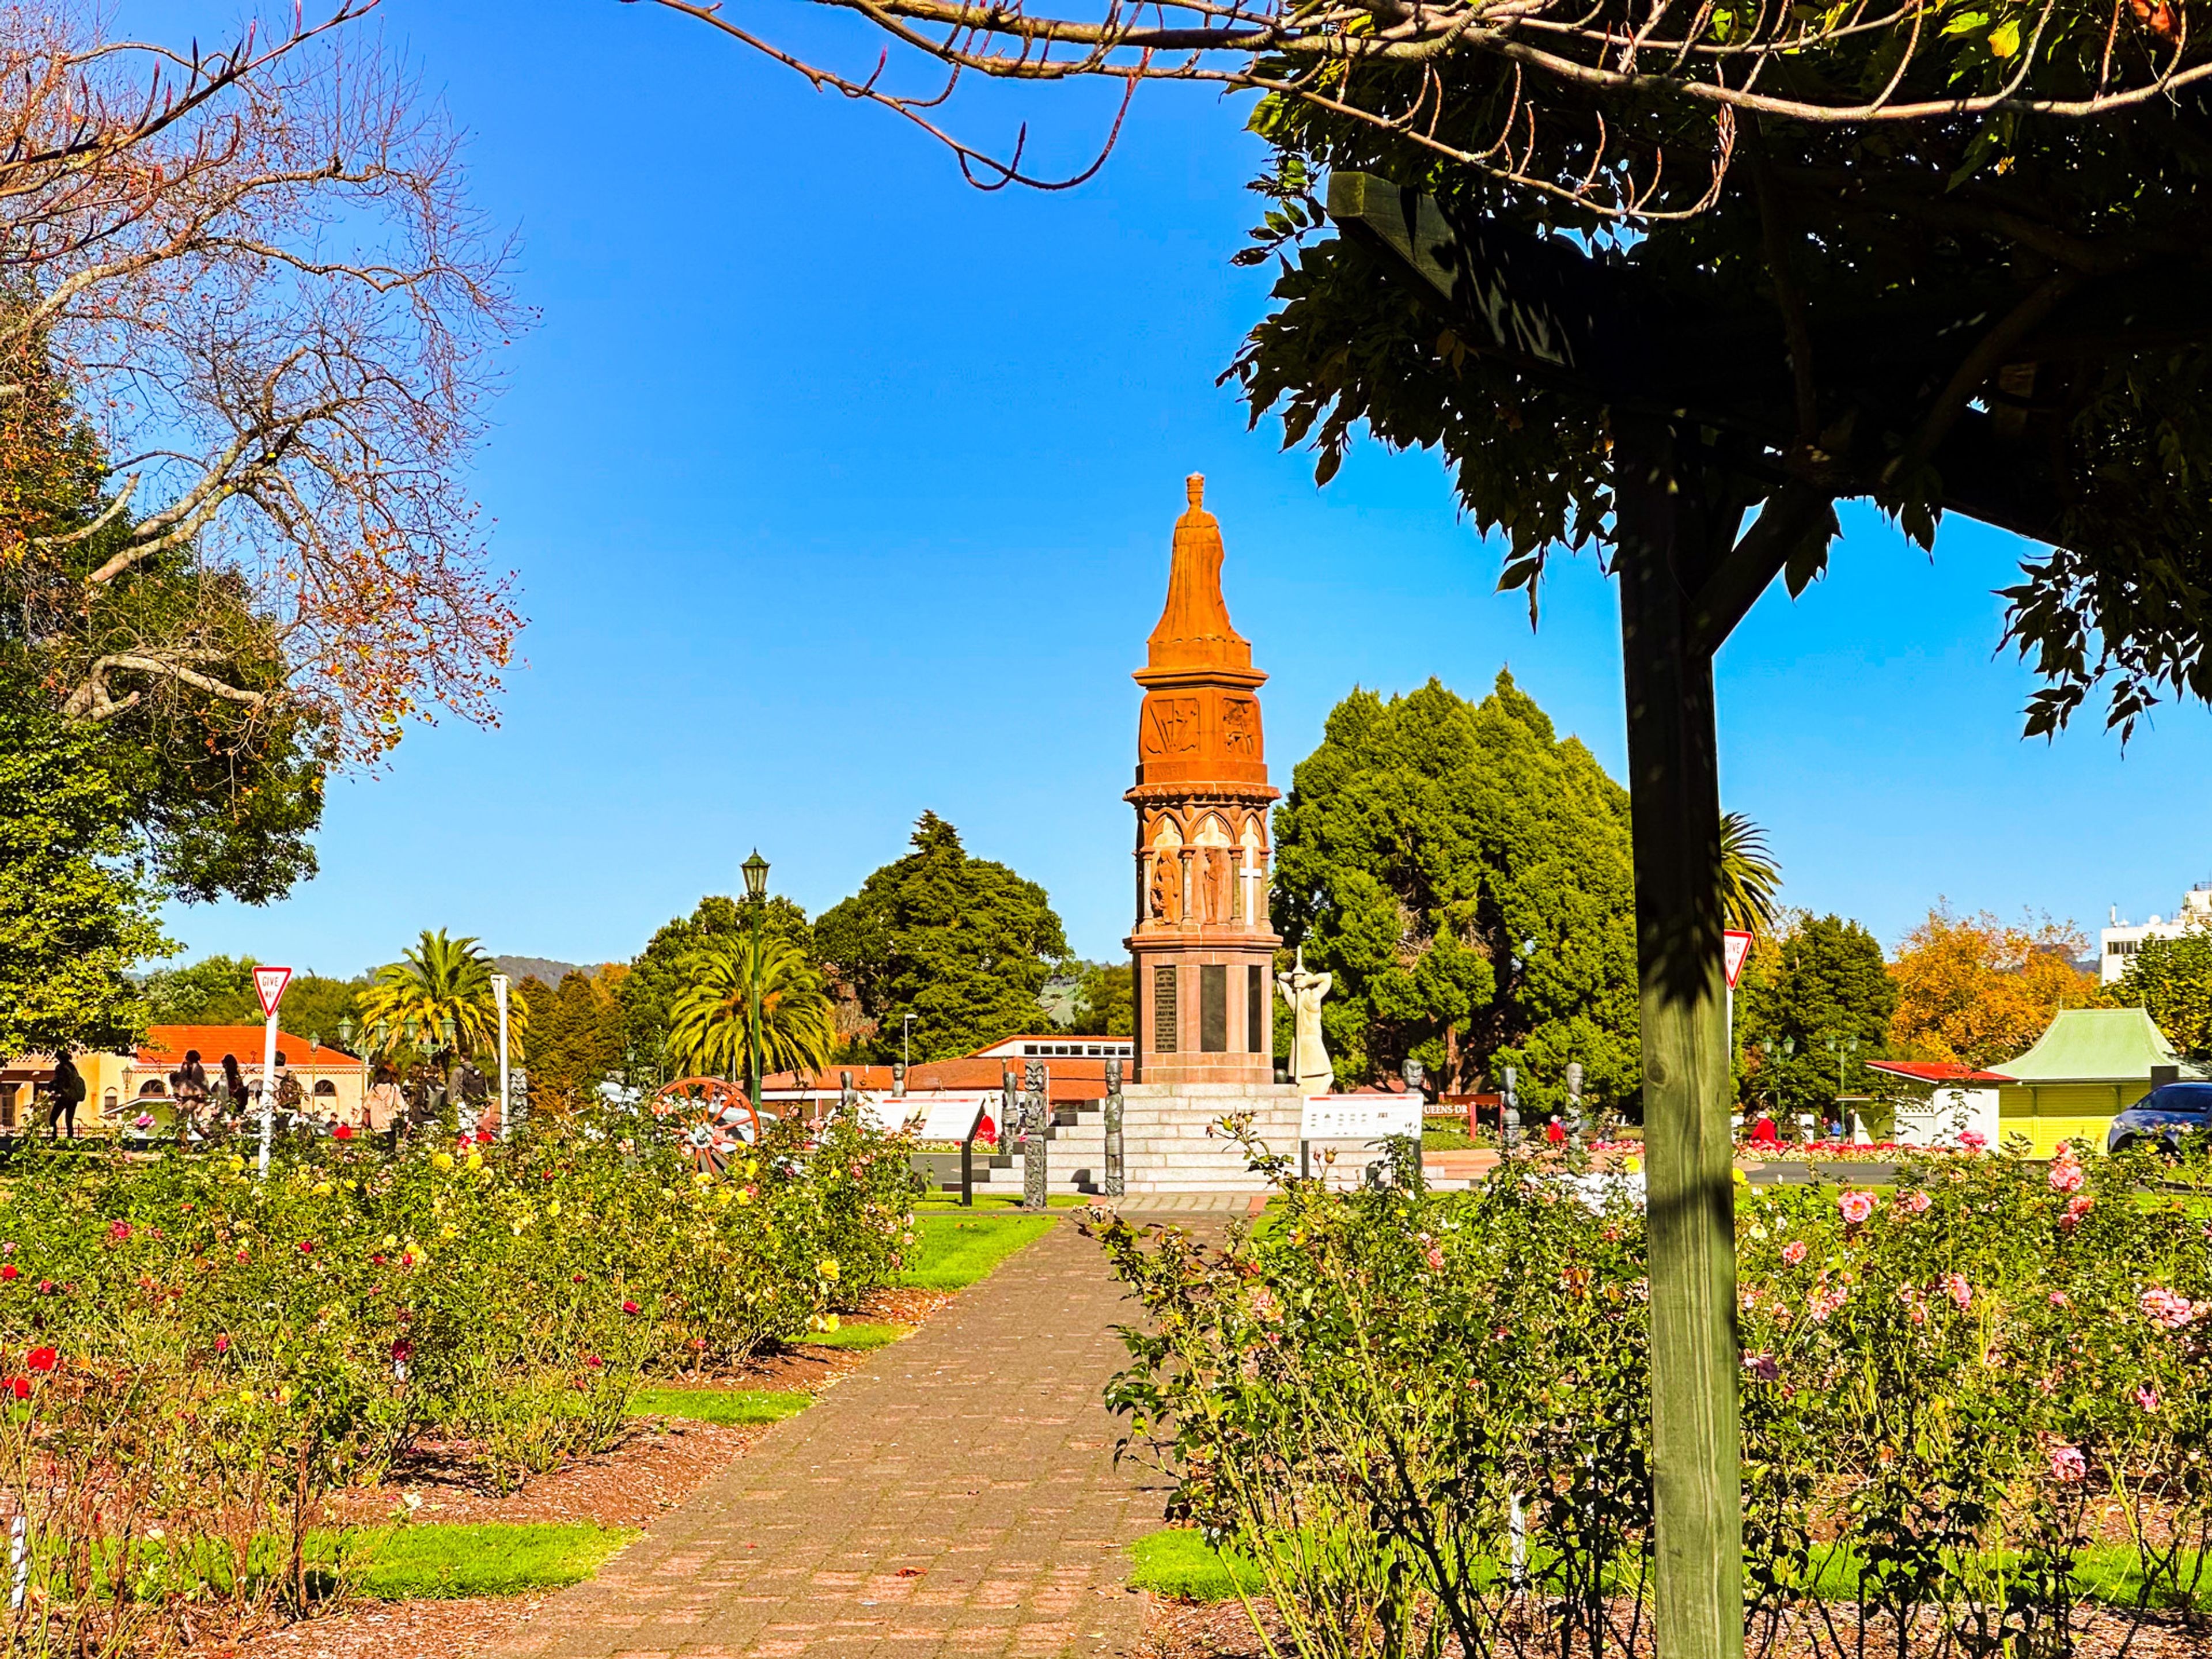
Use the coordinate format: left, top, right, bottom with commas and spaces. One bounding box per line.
2107, 1082, 2212, 1155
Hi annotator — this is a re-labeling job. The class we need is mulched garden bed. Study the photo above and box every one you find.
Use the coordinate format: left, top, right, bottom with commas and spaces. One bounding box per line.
1137, 1593, 2211, 1659
199, 1285, 948, 1658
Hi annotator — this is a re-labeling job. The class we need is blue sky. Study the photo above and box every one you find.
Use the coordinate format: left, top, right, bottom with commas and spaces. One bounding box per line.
139, 1, 2211, 975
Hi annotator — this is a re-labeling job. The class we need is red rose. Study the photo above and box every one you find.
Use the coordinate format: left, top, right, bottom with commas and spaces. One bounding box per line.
334, 1124, 353, 1141
25, 1349, 57, 1373
298, 1241, 315, 1255
474, 1130, 493, 1144
622, 1300, 639, 1316
391, 1338, 414, 1363
214, 1335, 229, 1354
1, 1267, 18, 1282
584, 1354, 603, 1368
7, 1380, 24, 1400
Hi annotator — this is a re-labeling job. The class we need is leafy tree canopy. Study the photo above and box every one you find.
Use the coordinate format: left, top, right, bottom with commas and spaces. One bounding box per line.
1065, 961, 1135, 1039
1271, 672, 1638, 1111
2111, 933, 2212, 1061
1733, 913, 1897, 1119
1888, 906, 2102, 1070
0, 704, 168, 1056
815, 812, 1071, 1062
141, 955, 366, 1046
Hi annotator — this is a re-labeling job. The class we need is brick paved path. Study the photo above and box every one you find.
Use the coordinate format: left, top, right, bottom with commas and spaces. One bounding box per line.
499, 1219, 1165, 1659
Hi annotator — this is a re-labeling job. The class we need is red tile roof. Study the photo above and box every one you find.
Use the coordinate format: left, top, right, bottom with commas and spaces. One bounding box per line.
1865, 1058, 2012, 1085
764, 1054, 1113, 1101
136, 1025, 362, 1069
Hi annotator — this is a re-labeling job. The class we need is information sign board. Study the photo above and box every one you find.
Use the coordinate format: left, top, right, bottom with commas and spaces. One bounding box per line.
1301, 1095, 1423, 1142
905, 1092, 996, 1142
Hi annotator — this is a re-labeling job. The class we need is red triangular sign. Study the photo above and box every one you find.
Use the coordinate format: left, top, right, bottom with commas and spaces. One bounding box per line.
253, 965, 293, 1018
1722, 931, 1754, 989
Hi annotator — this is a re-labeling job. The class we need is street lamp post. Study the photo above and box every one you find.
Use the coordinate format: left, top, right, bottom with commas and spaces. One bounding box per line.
742, 849, 770, 1115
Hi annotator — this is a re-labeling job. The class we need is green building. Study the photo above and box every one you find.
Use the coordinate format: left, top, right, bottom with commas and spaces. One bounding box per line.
1993, 1007, 2200, 1158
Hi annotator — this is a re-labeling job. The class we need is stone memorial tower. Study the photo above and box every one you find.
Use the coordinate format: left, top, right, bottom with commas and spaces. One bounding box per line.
1125, 476, 1281, 1086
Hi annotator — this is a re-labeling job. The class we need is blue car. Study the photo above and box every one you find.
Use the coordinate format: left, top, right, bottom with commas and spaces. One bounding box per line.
2107, 1082, 2212, 1156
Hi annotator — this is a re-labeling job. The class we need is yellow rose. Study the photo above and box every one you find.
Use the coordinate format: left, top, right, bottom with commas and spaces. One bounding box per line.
1623, 1156, 1642, 1174
692, 1172, 710, 1188
310, 1181, 332, 1197
467, 1152, 483, 1172
383, 1234, 399, 1250
736, 1188, 755, 1206
431, 1152, 454, 1172
440, 1224, 458, 1240
817, 1257, 840, 1282
547, 1199, 561, 1218
225, 1156, 244, 1173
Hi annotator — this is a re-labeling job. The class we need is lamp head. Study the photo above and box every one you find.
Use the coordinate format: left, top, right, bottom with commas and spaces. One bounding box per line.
741, 848, 770, 901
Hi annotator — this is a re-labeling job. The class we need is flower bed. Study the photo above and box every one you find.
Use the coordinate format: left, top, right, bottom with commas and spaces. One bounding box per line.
1100, 1138, 2212, 1658
0, 1103, 916, 1653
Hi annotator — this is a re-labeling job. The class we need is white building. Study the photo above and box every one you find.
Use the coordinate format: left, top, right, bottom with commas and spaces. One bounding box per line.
2100, 885, 2212, 983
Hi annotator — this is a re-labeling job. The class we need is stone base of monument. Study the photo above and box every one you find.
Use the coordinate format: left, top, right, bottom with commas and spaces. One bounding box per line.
1118, 1082, 1306, 1194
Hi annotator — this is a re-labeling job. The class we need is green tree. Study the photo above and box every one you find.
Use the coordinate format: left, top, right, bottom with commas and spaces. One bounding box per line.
667, 936, 837, 1081
359, 930, 517, 1068
815, 812, 1070, 1061
1271, 673, 1638, 1110
622, 895, 814, 1079
1065, 961, 1135, 1037
520, 967, 631, 1110
142, 956, 365, 1043
2112, 933, 2212, 1061
1734, 914, 1897, 1120
0, 705, 169, 1057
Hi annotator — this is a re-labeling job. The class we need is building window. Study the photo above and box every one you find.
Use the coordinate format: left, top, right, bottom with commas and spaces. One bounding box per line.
138, 1080, 166, 1097
102, 1088, 119, 1117
1023, 1044, 1038, 1055
313, 1079, 338, 1097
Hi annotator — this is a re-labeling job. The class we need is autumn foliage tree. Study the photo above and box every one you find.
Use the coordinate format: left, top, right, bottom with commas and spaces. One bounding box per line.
1887, 906, 2103, 1070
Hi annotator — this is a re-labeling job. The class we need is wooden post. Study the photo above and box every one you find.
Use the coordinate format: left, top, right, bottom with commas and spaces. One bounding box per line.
1613, 412, 1743, 1659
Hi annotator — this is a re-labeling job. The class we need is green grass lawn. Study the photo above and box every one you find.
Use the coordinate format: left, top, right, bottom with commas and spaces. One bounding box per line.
1125, 1525, 2207, 1613
1128, 1529, 1266, 1601
899, 1213, 1055, 1290
628, 1386, 813, 1426
351, 1522, 637, 1599
806, 1320, 907, 1350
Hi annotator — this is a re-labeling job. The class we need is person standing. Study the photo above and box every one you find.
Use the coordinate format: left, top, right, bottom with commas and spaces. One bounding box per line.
173, 1050, 209, 1137
47, 1054, 85, 1138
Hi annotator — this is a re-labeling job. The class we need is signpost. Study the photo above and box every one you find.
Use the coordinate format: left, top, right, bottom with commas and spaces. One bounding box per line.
492, 973, 512, 1142
252, 965, 291, 1176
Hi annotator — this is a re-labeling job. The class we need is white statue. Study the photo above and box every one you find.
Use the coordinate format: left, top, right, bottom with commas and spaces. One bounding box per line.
1277, 948, 1334, 1092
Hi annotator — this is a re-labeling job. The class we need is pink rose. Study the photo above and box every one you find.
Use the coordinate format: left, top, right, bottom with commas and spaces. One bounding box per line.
2048, 1155, 2085, 1194
1781, 1240, 1808, 1266
1942, 1273, 1972, 1310
2135, 1384, 2161, 1412
1904, 1191, 1932, 1214
2141, 1287, 2200, 1330
2049, 1444, 2087, 1483
1959, 1130, 1987, 1150
1838, 1190, 1876, 1225
2048, 1290, 2070, 1308
1742, 1353, 1781, 1382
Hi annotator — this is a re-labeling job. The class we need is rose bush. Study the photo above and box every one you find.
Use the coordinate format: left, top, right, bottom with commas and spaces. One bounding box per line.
0, 1101, 916, 1650
1101, 1139, 2212, 1659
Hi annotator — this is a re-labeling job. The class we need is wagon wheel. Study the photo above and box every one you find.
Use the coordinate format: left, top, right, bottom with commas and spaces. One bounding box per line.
650, 1077, 762, 1175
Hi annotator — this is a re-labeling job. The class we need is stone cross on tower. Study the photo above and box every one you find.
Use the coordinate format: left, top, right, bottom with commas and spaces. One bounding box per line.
1124, 475, 1282, 1085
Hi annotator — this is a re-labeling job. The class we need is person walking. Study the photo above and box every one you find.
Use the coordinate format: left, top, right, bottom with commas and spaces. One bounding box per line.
173, 1049, 209, 1137
46, 1054, 85, 1138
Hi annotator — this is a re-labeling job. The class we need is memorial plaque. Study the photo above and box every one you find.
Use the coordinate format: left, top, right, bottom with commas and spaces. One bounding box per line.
1152, 964, 1178, 1053
1200, 964, 1228, 1052
1247, 964, 1264, 1052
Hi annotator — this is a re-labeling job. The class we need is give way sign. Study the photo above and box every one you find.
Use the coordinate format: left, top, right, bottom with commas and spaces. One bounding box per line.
1722, 931, 1754, 989
253, 965, 293, 1018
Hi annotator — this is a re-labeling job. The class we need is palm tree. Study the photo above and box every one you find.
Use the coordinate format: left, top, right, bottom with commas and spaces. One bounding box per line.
359, 929, 520, 1066
668, 934, 836, 1084
1721, 812, 1784, 941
